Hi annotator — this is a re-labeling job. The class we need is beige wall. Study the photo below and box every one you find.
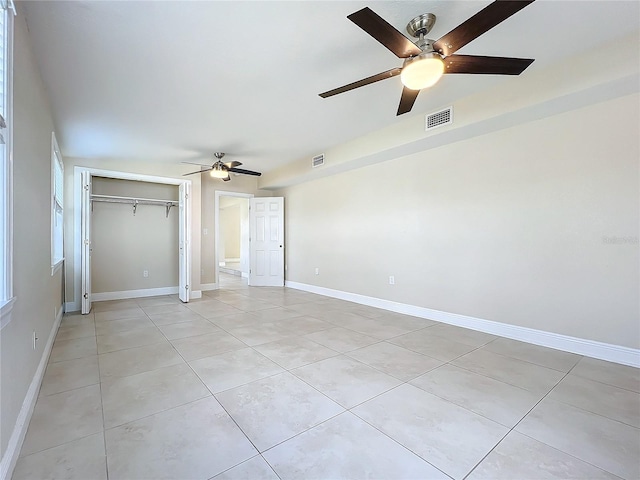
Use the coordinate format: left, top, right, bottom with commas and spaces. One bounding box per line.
91, 177, 179, 293
277, 93, 639, 349
62, 158, 202, 307
220, 202, 241, 260
0, 8, 64, 460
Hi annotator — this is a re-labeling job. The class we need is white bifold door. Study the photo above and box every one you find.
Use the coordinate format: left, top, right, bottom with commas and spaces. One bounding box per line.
249, 197, 284, 286
178, 182, 191, 302
81, 171, 92, 314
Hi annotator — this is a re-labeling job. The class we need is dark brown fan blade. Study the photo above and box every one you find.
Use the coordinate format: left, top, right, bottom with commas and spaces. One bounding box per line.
228, 167, 261, 177
444, 55, 534, 75
182, 167, 212, 176
320, 68, 402, 98
348, 7, 421, 58
223, 175, 231, 182
433, 1, 535, 57
397, 87, 420, 116
224, 161, 242, 168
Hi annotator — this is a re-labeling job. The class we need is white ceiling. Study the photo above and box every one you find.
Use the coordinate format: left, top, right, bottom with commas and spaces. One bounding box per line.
22, 1, 640, 174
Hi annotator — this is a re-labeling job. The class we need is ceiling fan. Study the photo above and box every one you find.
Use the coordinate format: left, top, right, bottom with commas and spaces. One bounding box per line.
182, 152, 261, 181
320, 0, 536, 116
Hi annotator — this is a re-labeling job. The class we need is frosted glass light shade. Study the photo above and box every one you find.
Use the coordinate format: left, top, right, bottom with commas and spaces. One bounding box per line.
210, 164, 228, 178
401, 53, 444, 90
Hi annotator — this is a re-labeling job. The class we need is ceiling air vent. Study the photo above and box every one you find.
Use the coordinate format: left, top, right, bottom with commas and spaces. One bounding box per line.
425, 106, 453, 131
312, 153, 325, 168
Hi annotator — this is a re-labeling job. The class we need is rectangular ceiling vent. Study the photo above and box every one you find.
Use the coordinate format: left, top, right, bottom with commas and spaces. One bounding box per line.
312, 153, 325, 168
425, 106, 453, 131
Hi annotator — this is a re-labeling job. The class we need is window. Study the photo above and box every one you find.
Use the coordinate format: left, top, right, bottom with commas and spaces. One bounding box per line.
0, 0, 15, 323
51, 133, 64, 273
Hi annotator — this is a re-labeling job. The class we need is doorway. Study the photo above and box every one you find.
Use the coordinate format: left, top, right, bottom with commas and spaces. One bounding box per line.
214, 191, 252, 289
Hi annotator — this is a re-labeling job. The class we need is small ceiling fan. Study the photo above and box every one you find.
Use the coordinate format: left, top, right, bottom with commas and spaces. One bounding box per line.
182, 152, 261, 181
320, 0, 536, 116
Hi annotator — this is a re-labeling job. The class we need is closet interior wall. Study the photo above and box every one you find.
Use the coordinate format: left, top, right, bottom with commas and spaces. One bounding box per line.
91, 177, 180, 294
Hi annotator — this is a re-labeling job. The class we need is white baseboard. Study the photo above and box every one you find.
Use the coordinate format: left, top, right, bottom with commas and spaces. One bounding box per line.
64, 301, 80, 313
190, 290, 202, 300
0, 307, 63, 480
220, 268, 240, 277
200, 283, 219, 292
92, 286, 179, 302
286, 281, 640, 368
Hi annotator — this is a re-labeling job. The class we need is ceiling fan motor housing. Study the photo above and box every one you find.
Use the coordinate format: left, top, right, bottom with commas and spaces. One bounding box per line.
407, 14, 439, 57
406, 13, 436, 38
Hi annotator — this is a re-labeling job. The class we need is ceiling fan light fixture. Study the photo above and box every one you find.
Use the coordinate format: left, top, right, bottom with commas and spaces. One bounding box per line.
400, 52, 444, 90
209, 162, 228, 179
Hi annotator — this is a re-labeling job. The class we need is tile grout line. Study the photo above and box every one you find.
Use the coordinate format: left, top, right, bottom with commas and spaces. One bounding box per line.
94, 326, 109, 480
62, 285, 638, 480
461, 358, 599, 479
216, 279, 474, 477
346, 405, 454, 480
154, 301, 272, 470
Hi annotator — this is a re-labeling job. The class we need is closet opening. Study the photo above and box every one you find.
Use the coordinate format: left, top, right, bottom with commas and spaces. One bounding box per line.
73, 167, 191, 314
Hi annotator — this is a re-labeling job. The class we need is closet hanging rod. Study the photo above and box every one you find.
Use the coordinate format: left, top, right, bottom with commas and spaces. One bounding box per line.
90, 194, 178, 206
90, 194, 178, 217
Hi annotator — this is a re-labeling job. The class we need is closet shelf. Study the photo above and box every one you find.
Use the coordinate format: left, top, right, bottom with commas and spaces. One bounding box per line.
90, 194, 178, 217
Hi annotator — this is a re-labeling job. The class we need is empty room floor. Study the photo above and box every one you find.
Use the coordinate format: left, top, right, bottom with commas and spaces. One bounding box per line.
13, 274, 640, 480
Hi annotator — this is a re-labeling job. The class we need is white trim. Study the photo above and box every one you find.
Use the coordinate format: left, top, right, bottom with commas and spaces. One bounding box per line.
75, 167, 185, 185
50, 133, 64, 269
50, 258, 63, 276
0, 306, 63, 480
64, 301, 80, 313
73, 166, 192, 310
214, 190, 253, 288
286, 281, 640, 368
200, 283, 219, 291
220, 266, 242, 276
0, 295, 15, 330
190, 290, 202, 300
91, 286, 179, 302
0, 4, 14, 309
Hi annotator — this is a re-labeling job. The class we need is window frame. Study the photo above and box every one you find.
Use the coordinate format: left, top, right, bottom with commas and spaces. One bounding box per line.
0, 0, 15, 328
51, 132, 64, 275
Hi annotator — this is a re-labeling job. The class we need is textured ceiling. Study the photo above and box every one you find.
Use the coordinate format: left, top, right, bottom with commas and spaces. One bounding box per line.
22, 1, 640, 174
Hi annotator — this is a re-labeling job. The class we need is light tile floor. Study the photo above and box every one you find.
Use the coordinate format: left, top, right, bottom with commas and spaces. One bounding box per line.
13, 274, 640, 480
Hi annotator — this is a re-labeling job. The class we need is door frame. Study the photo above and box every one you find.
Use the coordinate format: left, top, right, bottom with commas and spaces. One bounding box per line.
214, 190, 253, 289
72, 166, 192, 311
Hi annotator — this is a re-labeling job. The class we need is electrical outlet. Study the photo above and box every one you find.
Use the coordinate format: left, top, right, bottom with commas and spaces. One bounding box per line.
143, 270, 149, 278
389, 276, 395, 285
203, 228, 208, 235
315, 268, 319, 275
32, 331, 38, 350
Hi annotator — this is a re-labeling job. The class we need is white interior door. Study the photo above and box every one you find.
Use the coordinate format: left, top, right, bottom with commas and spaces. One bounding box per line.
178, 182, 191, 302
81, 171, 92, 314
249, 197, 284, 286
